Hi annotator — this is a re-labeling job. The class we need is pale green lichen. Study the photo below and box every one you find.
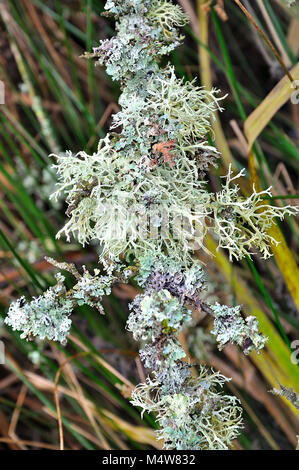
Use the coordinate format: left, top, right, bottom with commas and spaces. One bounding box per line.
210, 302, 267, 355
209, 166, 298, 261
5, 260, 117, 344
5, 273, 73, 345
127, 290, 192, 343
148, 0, 189, 38
131, 367, 242, 450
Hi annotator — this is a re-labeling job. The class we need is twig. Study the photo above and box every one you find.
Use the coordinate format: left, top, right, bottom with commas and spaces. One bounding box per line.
234, 0, 297, 86
54, 351, 90, 450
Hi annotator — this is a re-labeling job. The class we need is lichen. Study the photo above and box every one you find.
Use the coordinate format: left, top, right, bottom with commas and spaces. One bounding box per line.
5, 0, 298, 450
210, 303, 267, 355
131, 367, 242, 450
5, 260, 118, 344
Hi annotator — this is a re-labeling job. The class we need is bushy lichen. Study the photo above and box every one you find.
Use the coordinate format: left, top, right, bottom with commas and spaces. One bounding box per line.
131, 367, 242, 450
5, 260, 117, 344
210, 303, 267, 355
209, 166, 298, 261
5, 274, 73, 345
